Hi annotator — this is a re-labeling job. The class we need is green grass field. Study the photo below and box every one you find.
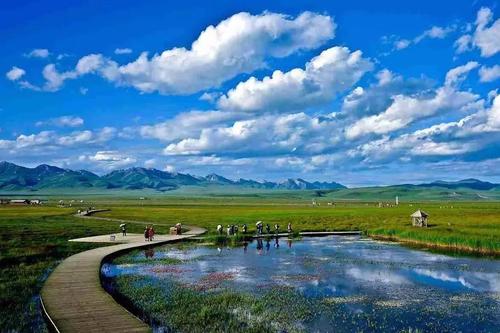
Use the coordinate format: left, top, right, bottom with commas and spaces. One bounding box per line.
0, 197, 499, 332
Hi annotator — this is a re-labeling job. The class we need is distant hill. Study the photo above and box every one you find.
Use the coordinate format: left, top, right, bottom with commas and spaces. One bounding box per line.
0, 161, 346, 192
415, 179, 499, 191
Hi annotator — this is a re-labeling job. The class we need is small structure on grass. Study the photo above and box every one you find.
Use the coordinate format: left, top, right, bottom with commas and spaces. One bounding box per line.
411, 210, 429, 227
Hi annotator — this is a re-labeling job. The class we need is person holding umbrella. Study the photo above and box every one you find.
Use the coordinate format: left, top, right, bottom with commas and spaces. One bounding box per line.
256, 221, 263, 235
120, 223, 127, 237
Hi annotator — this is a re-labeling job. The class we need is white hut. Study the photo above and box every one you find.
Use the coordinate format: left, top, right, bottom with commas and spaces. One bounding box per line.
411, 210, 429, 227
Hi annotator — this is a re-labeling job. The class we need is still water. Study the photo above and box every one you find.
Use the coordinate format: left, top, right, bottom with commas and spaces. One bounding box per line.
102, 236, 499, 332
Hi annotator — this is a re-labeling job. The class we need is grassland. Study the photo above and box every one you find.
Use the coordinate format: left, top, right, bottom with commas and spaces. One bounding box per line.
0, 197, 499, 332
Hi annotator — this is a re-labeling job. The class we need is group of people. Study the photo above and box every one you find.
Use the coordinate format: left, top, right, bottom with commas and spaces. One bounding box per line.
217, 222, 293, 236
144, 225, 155, 241
256, 222, 292, 235
217, 224, 248, 235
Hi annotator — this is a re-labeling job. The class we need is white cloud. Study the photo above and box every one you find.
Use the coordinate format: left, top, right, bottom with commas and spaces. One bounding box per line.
164, 112, 341, 156
17, 54, 116, 92
114, 48, 133, 55
217, 46, 372, 112
6, 66, 25, 81
455, 7, 500, 57
164, 164, 176, 172
36, 116, 84, 128
444, 61, 479, 86
389, 25, 455, 52
479, 65, 500, 82
13, 12, 335, 95
80, 87, 89, 95
105, 11, 335, 95
140, 110, 242, 142
25, 48, 50, 58
346, 87, 479, 139
85, 151, 136, 169
0, 127, 116, 152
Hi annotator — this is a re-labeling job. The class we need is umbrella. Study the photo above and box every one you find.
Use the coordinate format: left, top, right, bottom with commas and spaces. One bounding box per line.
119, 223, 126, 228
255, 221, 263, 226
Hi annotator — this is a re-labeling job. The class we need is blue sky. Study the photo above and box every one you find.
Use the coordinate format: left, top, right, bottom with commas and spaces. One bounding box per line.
1, 0, 499, 186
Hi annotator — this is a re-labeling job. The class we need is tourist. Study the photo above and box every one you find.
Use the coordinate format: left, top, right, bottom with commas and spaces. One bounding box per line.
242, 224, 247, 234
149, 226, 155, 241
217, 224, 223, 234
265, 224, 271, 234
234, 225, 238, 234
120, 224, 127, 237
274, 224, 280, 234
287, 223, 292, 233
144, 226, 149, 241
227, 225, 232, 236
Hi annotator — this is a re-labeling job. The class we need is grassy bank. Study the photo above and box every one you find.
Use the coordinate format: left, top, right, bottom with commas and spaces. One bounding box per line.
0, 205, 172, 332
0, 198, 499, 332
97, 201, 500, 255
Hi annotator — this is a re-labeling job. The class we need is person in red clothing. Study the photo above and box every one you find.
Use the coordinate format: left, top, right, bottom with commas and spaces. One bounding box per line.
149, 225, 155, 241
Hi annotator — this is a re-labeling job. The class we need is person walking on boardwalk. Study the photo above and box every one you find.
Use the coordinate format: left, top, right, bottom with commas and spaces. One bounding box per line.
144, 226, 150, 241
274, 224, 280, 235
242, 224, 247, 234
217, 224, 223, 234
149, 225, 155, 241
287, 223, 292, 234
120, 223, 127, 237
265, 224, 271, 234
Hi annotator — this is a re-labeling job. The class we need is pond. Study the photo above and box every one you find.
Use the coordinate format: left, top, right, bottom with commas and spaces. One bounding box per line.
101, 236, 500, 332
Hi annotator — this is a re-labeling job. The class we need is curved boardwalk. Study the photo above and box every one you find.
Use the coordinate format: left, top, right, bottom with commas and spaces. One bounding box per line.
41, 225, 205, 333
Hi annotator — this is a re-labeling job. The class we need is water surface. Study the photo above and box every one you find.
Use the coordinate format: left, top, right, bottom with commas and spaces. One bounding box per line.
102, 236, 500, 332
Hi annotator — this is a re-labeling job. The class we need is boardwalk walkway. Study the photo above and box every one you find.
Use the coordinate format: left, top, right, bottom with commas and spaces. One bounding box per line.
41, 225, 205, 333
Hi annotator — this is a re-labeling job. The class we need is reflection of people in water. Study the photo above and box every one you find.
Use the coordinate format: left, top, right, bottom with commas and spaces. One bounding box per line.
217, 247, 222, 254
265, 239, 270, 252
243, 242, 248, 253
274, 237, 280, 248
256, 238, 263, 254
144, 247, 154, 258
287, 239, 292, 248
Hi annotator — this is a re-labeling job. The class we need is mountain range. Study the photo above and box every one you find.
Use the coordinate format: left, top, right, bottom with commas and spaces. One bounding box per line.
1, 161, 499, 194
0, 161, 346, 191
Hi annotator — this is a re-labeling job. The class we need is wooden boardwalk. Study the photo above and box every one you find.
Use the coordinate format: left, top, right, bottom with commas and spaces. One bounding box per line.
41, 226, 205, 333
253, 230, 362, 238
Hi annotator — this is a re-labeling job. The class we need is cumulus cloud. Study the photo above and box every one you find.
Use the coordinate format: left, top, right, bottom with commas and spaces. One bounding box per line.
0, 127, 116, 152
105, 11, 335, 95
82, 151, 136, 170
479, 65, 500, 82
341, 69, 435, 118
164, 112, 341, 156
140, 110, 243, 142
346, 87, 479, 139
36, 116, 84, 128
217, 46, 373, 112
114, 48, 133, 55
25, 48, 50, 58
9, 12, 334, 95
6, 66, 25, 81
353, 95, 500, 164
455, 7, 500, 57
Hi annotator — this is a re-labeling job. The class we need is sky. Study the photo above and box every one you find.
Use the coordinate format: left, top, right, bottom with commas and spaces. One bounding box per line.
1, 0, 499, 186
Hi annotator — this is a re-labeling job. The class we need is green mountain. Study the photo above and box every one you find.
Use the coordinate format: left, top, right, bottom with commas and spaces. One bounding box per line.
0, 162, 347, 192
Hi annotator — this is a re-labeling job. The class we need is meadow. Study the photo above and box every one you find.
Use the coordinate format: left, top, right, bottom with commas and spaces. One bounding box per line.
0, 196, 499, 332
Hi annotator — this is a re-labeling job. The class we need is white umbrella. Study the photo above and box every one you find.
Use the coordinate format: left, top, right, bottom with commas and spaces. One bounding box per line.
119, 223, 126, 228
255, 221, 263, 226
